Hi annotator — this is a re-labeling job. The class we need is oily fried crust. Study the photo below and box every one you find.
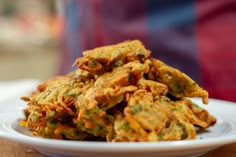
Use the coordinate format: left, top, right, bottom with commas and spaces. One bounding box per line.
75, 61, 149, 139
73, 40, 151, 75
20, 40, 216, 142
20, 71, 95, 140
148, 58, 209, 104
113, 90, 215, 142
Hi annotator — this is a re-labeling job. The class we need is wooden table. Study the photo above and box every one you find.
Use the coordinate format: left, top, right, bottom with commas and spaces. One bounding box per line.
0, 139, 236, 157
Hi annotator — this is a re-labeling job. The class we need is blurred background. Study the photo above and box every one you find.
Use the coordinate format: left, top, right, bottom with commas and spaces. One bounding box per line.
0, 0, 60, 81
0, 0, 235, 101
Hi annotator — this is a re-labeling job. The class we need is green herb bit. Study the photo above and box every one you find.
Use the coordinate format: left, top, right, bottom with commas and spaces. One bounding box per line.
30, 112, 39, 123
46, 111, 56, 120
90, 60, 97, 67
66, 93, 77, 97
114, 60, 123, 67
130, 105, 143, 115
177, 122, 185, 128
157, 132, 163, 140
95, 124, 105, 132
122, 122, 131, 131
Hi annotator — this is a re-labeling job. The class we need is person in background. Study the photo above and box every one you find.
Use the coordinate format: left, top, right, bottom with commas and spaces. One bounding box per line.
58, 0, 236, 102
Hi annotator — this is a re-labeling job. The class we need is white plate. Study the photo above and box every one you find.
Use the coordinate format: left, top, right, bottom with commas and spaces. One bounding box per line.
0, 98, 236, 157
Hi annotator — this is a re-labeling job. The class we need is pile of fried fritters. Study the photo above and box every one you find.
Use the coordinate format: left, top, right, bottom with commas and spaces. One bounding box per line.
20, 40, 216, 142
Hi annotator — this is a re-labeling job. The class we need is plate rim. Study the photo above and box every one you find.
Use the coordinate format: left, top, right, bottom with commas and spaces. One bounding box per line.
0, 98, 236, 153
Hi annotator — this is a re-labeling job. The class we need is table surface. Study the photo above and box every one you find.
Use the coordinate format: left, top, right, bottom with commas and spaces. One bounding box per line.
0, 139, 236, 157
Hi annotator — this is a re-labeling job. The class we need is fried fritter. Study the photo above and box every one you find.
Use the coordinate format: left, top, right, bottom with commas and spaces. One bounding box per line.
148, 58, 209, 104
74, 61, 149, 140
113, 90, 215, 142
138, 78, 168, 96
20, 40, 216, 142
20, 70, 95, 140
74, 40, 151, 75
